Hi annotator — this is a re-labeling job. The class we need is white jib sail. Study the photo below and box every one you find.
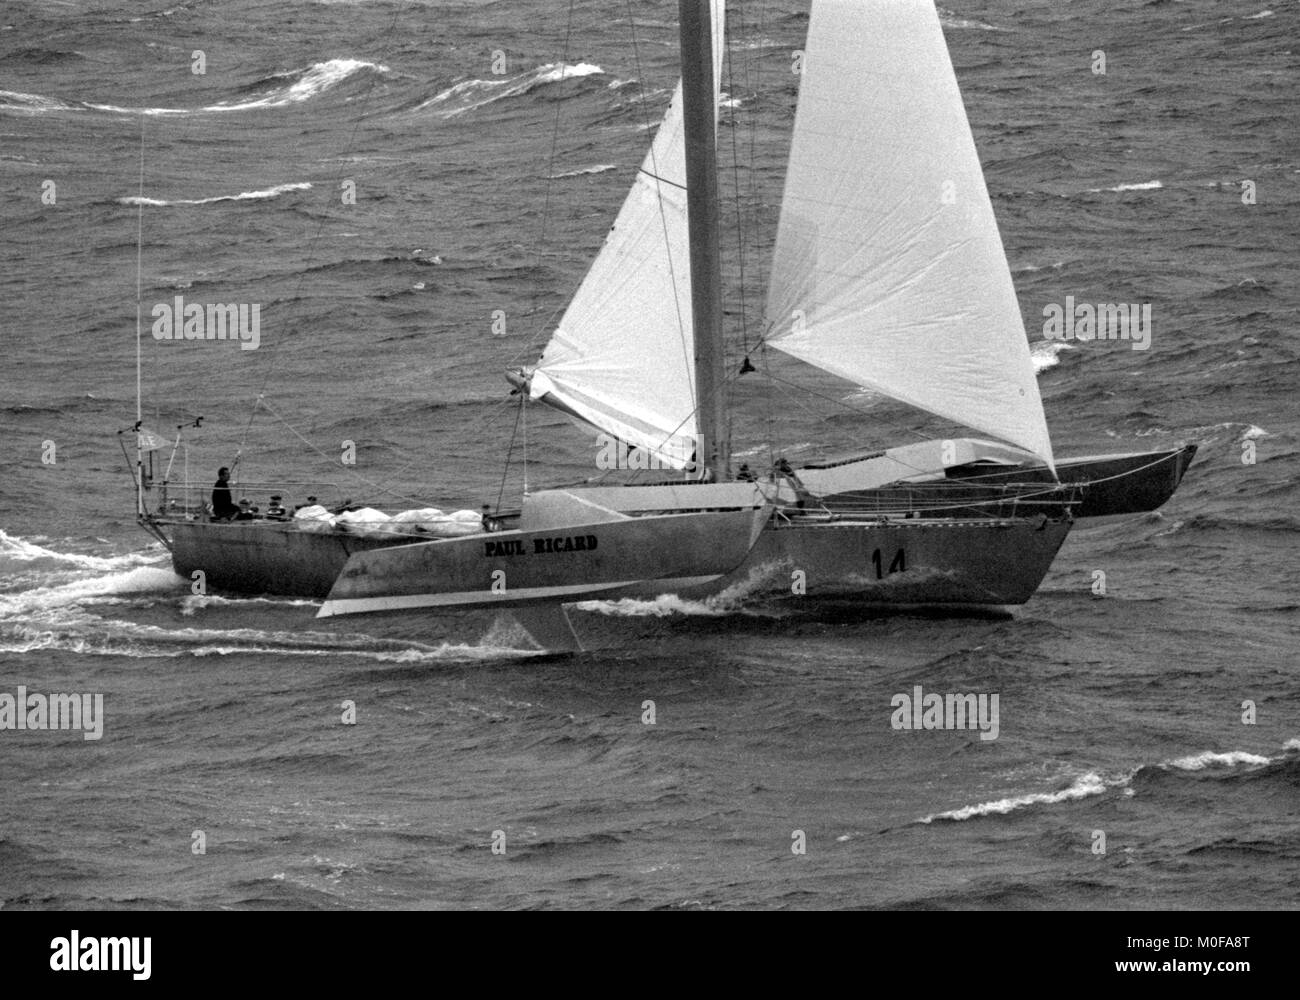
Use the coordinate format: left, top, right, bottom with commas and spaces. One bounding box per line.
529, 1, 725, 470
764, 0, 1055, 469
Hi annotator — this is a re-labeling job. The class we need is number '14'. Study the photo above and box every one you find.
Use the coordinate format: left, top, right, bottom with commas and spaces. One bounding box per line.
871, 548, 905, 579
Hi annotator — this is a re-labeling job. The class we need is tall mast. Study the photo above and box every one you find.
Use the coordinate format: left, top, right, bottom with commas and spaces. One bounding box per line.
678, 0, 728, 480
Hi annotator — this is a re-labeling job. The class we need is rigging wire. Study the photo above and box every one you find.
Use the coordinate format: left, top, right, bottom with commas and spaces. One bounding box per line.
232, 3, 405, 457
494, 396, 525, 515
518, 0, 579, 366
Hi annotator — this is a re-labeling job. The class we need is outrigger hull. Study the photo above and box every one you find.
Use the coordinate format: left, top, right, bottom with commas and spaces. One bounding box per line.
317, 505, 771, 617
801, 442, 1197, 520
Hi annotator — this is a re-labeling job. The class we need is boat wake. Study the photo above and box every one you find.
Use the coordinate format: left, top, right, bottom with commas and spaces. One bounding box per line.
0, 531, 537, 661
179, 593, 321, 615
0, 529, 162, 574
3, 612, 537, 662
572, 564, 782, 618
0, 564, 182, 619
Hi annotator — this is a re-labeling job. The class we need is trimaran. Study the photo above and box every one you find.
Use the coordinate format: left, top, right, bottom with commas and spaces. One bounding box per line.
128, 0, 1194, 650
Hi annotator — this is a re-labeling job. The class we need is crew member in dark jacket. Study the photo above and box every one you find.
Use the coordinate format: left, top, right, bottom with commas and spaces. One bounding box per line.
211, 467, 239, 521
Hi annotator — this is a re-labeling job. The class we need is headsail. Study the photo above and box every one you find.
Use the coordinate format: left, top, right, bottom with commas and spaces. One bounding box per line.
526, 1, 726, 470
764, 0, 1055, 469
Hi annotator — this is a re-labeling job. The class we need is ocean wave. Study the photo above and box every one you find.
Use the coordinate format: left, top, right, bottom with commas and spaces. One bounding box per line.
1203, 277, 1271, 299
920, 742, 1298, 823
1013, 260, 1066, 274
1162, 750, 1273, 771
1087, 180, 1163, 193
415, 62, 603, 119
1182, 10, 1273, 32
2, 60, 387, 118
117, 182, 312, 207
937, 6, 1006, 31
918, 771, 1113, 823
8, 47, 85, 65
0, 89, 77, 116
1031, 340, 1073, 373
547, 164, 617, 180
1149, 512, 1300, 535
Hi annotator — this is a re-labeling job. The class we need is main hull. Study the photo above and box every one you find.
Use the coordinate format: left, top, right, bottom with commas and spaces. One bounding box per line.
167, 520, 424, 598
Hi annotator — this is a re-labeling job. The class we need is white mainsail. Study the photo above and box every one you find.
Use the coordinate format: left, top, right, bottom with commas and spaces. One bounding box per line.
765, 0, 1055, 469
528, 1, 725, 470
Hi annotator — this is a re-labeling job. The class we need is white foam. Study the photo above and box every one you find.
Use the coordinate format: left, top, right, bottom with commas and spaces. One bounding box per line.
418, 62, 603, 119
1163, 750, 1272, 771
1031, 340, 1073, 373
548, 164, 617, 179
573, 563, 779, 617
179, 593, 321, 616
1088, 180, 1163, 193
918, 771, 1113, 823
0, 565, 184, 619
535, 62, 603, 84
0, 529, 159, 572
84, 59, 387, 116
937, 7, 1004, 31
185, 642, 539, 662
117, 182, 311, 207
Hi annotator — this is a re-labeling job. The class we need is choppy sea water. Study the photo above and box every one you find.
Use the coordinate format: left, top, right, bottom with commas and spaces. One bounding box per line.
1, 0, 1297, 909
